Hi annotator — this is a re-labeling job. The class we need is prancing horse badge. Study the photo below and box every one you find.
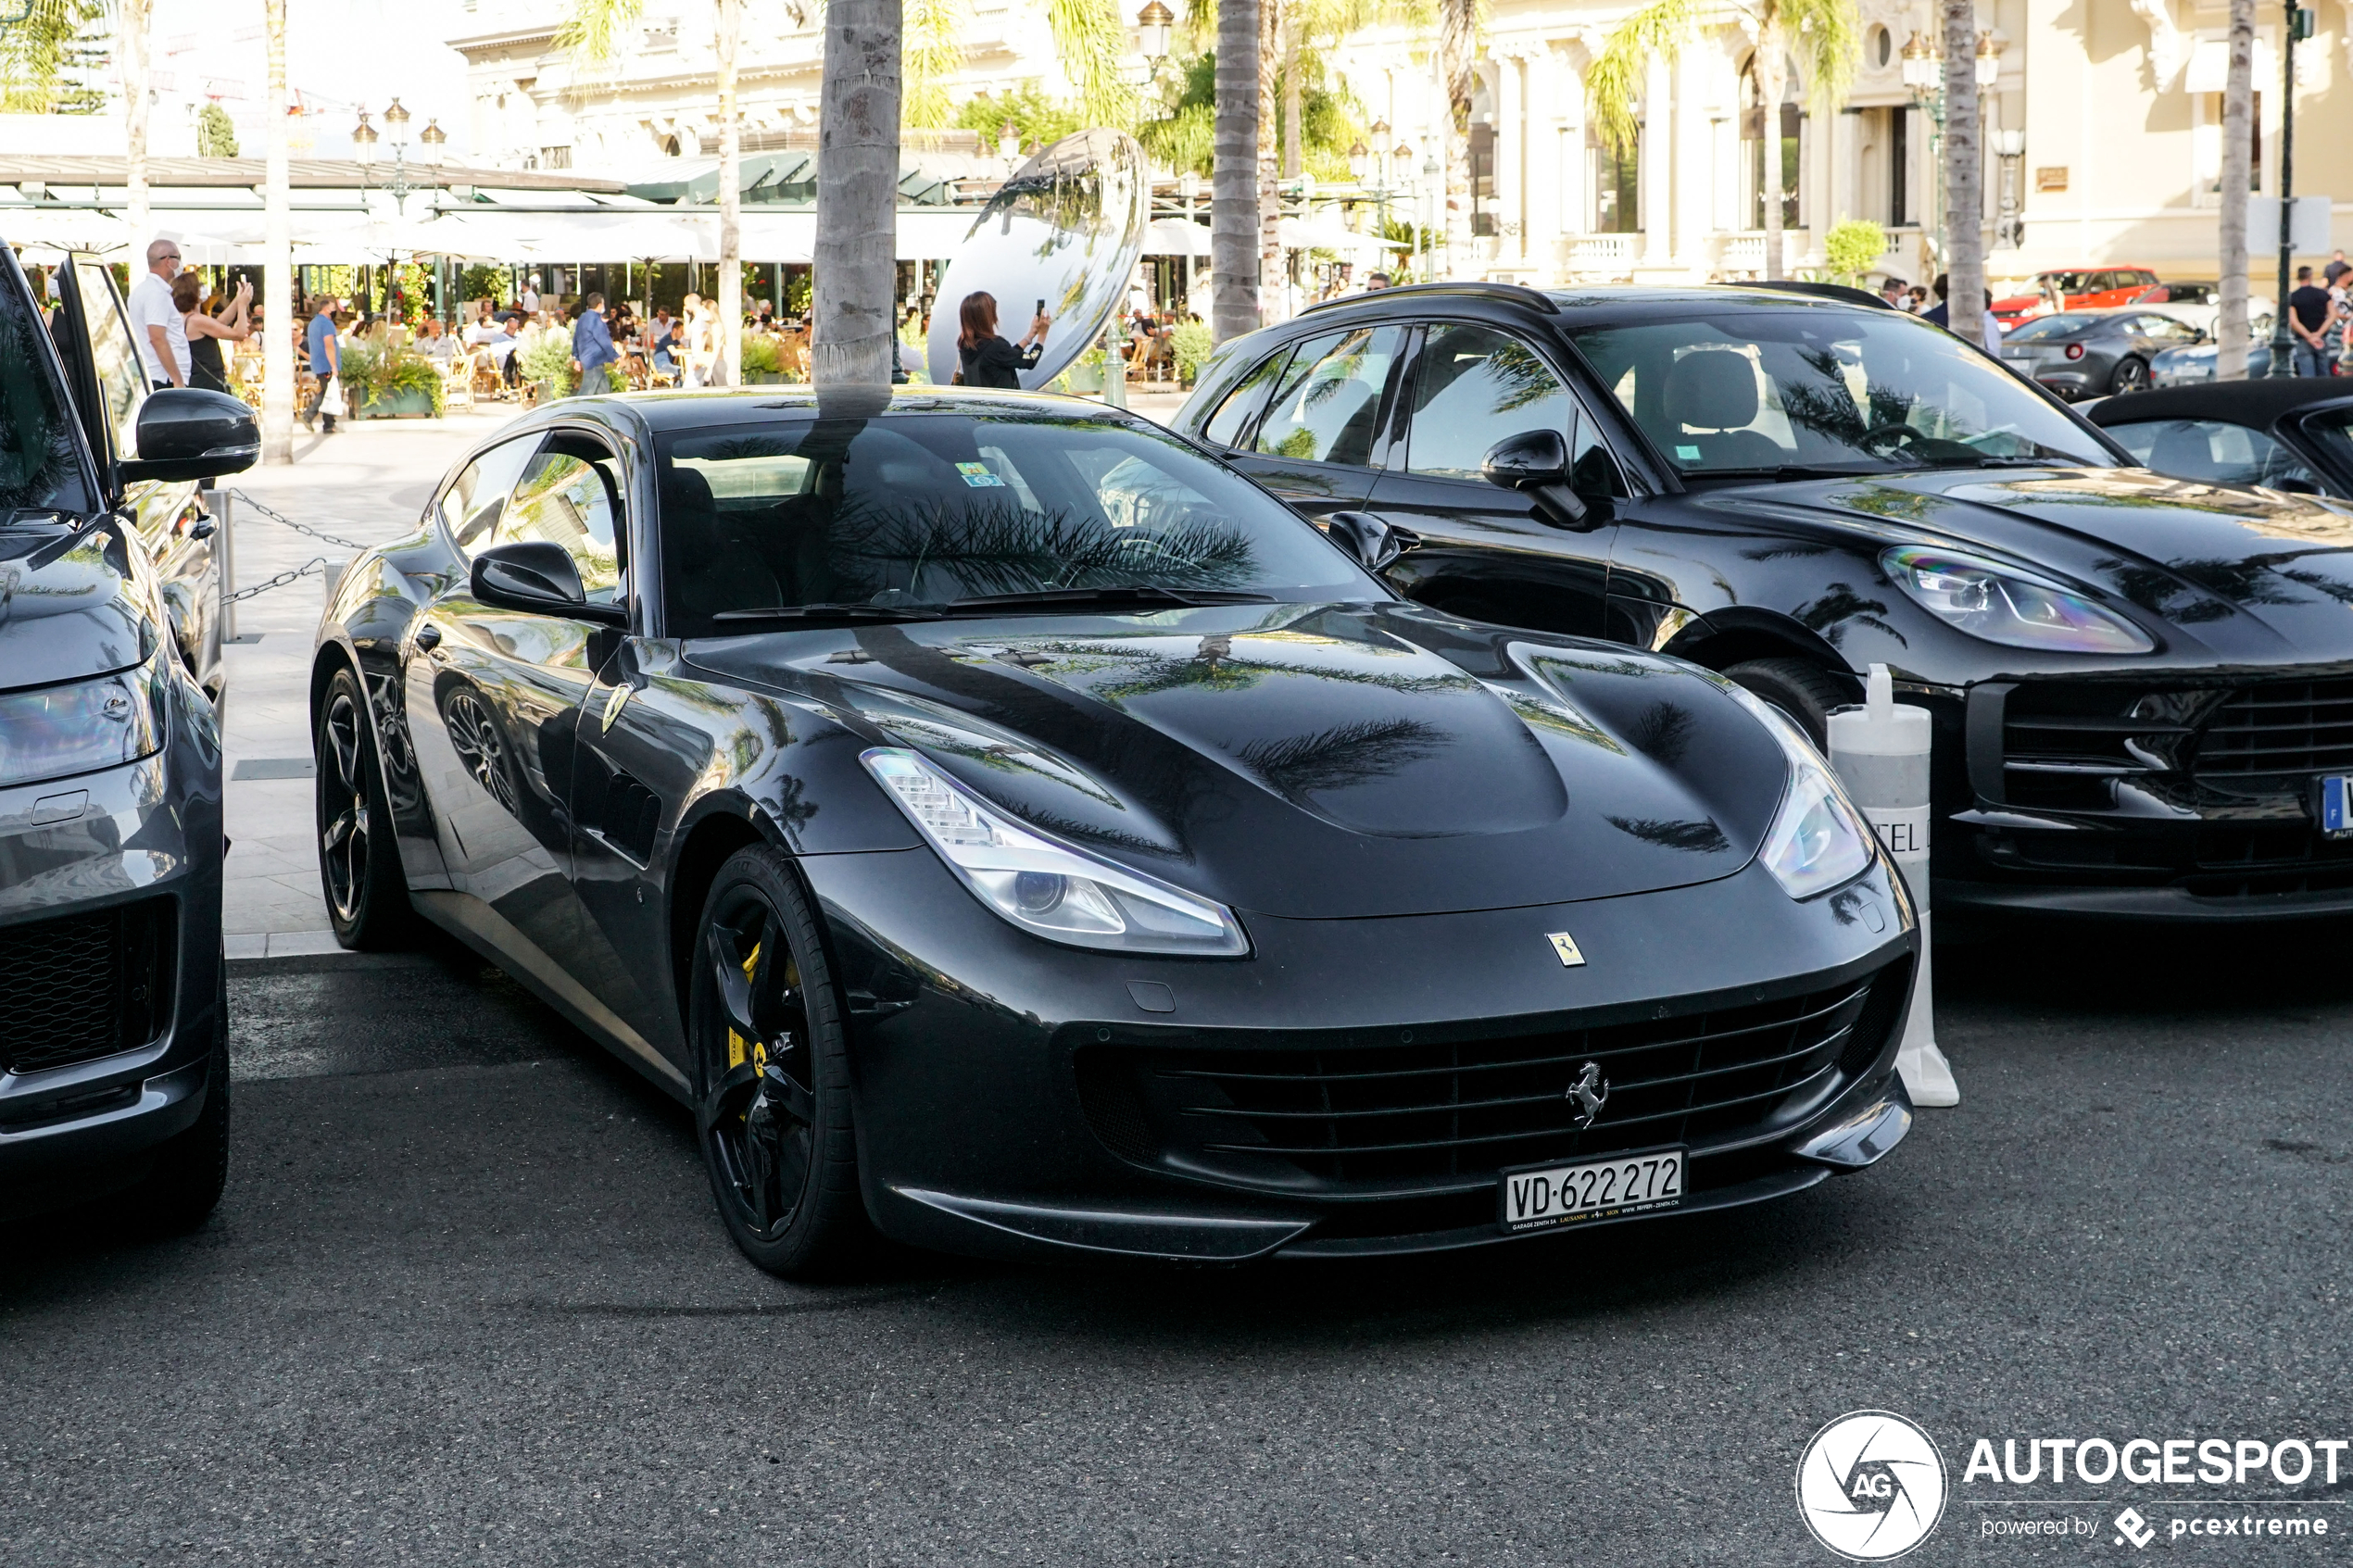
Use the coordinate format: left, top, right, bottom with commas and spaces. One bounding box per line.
1546, 932, 1586, 968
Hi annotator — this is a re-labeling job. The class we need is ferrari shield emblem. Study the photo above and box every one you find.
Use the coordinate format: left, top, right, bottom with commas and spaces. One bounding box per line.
1547, 932, 1586, 968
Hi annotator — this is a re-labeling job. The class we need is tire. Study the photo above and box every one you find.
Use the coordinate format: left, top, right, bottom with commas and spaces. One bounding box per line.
2109, 357, 2150, 395
689, 845, 872, 1279
1722, 658, 1852, 750
315, 664, 415, 949
123, 966, 230, 1236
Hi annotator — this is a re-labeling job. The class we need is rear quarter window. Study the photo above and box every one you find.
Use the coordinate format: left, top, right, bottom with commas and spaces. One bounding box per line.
0, 255, 94, 515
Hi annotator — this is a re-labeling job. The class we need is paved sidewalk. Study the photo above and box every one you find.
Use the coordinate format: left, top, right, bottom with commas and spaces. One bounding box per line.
218, 388, 1190, 952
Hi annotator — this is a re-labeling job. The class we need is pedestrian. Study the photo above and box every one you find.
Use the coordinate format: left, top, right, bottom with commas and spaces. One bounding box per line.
682, 294, 715, 387
1921, 273, 2004, 352
182, 273, 252, 393
128, 237, 190, 389
1877, 275, 1908, 309
2288, 265, 2333, 376
1906, 285, 1929, 313
952, 291, 1049, 389
1365, 271, 1393, 291
570, 291, 616, 395
302, 295, 341, 433
520, 273, 542, 314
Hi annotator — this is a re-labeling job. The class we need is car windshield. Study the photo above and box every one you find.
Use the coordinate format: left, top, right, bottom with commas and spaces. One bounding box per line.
2044, 272, 2097, 292
2005, 314, 2103, 342
655, 411, 1377, 633
0, 260, 94, 517
1567, 309, 2114, 476
2300, 407, 2353, 472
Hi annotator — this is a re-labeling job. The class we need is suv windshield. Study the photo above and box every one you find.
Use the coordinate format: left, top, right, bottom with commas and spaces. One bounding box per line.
1569, 309, 2113, 475
0, 257, 94, 517
656, 412, 1376, 634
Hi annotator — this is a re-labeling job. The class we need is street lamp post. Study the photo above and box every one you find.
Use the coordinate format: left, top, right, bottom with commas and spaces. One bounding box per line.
1993, 127, 2025, 250
383, 98, 413, 215
2265, 0, 2314, 377
1420, 150, 1441, 280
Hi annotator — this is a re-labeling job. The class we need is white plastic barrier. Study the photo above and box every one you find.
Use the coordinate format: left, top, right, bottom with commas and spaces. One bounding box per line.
1828, 663, 1959, 1108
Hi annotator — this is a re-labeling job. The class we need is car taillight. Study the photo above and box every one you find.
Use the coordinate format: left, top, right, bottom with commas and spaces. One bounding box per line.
2065, 344, 2086, 360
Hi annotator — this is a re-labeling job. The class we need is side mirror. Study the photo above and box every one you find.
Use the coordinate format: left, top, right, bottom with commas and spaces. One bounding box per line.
118, 388, 259, 484
1324, 510, 1403, 571
471, 540, 628, 625
2275, 477, 2324, 495
1480, 428, 1592, 529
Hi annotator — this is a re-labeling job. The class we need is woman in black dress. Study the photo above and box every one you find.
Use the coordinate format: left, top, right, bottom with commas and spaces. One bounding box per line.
181, 272, 252, 394
954, 291, 1049, 389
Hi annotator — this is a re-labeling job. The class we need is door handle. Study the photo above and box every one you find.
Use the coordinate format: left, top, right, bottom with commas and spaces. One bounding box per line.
414, 622, 443, 652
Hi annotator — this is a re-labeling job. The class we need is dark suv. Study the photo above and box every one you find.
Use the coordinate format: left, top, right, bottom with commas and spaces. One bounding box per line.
1, 241, 257, 1225
1176, 282, 2353, 920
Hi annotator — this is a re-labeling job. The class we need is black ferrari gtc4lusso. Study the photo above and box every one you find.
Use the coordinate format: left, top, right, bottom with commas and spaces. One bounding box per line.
311, 385, 1915, 1276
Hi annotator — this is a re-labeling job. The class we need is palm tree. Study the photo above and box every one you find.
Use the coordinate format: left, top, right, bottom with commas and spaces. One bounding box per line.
120, 0, 151, 241
1586, 0, 1856, 281
558, 0, 740, 384
1940, 0, 1982, 344
261, 0, 293, 464
2216, 0, 2257, 379
908, 0, 1131, 129
1211, 0, 1260, 343
1439, 0, 1478, 270
812, 0, 900, 386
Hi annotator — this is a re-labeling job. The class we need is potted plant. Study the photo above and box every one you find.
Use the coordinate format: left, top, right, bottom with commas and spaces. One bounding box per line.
1065, 343, 1107, 394
518, 332, 575, 402
1169, 320, 1213, 388
740, 334, 784, 384
340, 342, 446, 420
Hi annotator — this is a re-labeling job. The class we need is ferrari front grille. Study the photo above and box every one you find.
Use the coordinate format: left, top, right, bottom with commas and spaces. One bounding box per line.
1075, 957, 1911, 1190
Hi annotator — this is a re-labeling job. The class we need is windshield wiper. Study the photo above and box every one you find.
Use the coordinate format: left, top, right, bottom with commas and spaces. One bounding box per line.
710, 601, 945, 624
942, 586, 1278, 613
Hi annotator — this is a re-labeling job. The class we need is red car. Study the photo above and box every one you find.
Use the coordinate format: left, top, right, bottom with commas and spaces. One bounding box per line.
1992, 267, 2164, 329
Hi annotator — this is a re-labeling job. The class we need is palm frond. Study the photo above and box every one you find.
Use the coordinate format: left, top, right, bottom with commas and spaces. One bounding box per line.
1584, 0, 1705, 153
555, 0, 647, 66
1772, 0, 1858, 114
1045, 0, 1138, 128
904, 0, 973, 127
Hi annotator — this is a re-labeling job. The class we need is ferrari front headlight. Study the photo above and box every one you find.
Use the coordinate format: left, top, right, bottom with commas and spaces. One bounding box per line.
862, 747, 1250, 956
1724, 684, 1876, 900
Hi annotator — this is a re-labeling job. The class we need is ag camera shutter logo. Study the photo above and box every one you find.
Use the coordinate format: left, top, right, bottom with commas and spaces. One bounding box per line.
1795, 1410, 1948, 1560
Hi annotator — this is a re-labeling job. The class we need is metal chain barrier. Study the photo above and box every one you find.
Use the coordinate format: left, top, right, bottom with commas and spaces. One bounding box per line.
224, 555, 332, 604
226, 489, 373, 553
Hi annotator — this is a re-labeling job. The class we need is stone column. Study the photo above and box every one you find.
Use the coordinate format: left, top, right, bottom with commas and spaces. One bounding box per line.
1496, 48, 1527, 270
1641, 51, 1674, 268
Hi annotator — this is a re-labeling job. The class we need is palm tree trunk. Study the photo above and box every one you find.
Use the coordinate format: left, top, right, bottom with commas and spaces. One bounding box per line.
2217, 0, 2256, 380
261, 0, 293, 465
1757, 32, 1785, 281
121, 0, 151, 242
1258, 0, 1281, 322
1441, 0, 1476, 272
716, 0, 742, 387
1281, 28, 1302, 181
813, 0, 901, 387
1940, 0, 1982, 343
1211, 0, 1261, 344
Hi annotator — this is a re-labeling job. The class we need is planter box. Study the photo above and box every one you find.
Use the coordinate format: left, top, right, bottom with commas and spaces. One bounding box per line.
743, 370, 786, 384
352, 386, 437, 420
1064, 365, 1104, 393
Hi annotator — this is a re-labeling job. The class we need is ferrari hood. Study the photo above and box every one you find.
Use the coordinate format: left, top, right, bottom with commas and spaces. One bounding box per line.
1752, 467, 2353, 659
691, 602, 1793, 920
0, 523, 154, 692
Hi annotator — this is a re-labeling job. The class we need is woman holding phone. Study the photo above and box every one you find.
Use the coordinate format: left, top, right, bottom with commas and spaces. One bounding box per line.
954, 291, 1049, 389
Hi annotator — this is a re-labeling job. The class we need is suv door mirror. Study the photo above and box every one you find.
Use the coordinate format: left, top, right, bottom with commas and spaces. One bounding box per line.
1324, 509, 1404, 571
472, 539, 628, 625
118, 389, 260, 483
1479, 428, 1591, 528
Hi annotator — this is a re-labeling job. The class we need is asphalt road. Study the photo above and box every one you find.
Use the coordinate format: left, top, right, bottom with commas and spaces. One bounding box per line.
5, 920, 2351, 1567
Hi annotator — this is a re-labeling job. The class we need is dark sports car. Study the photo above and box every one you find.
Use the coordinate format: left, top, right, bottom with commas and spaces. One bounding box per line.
1995, 308, 2206, 400
309, 385, 1918, 1276
1174, 282, 2353, 921
2089, 379, 2353, 498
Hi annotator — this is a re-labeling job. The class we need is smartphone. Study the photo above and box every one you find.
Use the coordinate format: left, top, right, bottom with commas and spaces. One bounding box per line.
1035, 298, 1045, 319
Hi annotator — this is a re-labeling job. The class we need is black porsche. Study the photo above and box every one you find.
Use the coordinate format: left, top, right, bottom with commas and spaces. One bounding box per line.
2088, 379, 2353, 498
310, 385, 1917, 1276
1176, 282, 2353, 921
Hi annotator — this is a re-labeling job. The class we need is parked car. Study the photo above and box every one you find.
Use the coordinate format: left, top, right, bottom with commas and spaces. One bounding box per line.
2088, 379, 2353, 496
0, 239, 255, 1228
1174, 280, 2353, 921
309, 385, 1919, 1275
1991, 267, 2164, 329
2120, 280, 2272, 341
1996, 308, 2204, 399
2146, 332, 2328, 388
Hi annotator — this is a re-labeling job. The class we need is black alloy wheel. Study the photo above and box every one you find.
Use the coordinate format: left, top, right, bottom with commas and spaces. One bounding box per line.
316, 665, 414, 948
1723, 657, 1850, 750
2109, 356, 2151, 395
691, 845, 869, 1278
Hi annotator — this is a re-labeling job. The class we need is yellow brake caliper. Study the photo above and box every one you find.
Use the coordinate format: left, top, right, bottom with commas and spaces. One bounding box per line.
728, 943, 767, 1123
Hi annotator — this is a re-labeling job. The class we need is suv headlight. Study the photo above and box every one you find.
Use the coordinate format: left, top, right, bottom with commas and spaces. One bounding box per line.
1723, 684, 1876, 899
0, 653, 167, 791
1882, 545, 2154, 654
862, 747, 1250, 956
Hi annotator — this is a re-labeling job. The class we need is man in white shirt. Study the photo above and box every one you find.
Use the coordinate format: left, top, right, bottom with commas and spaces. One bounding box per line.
520, 274, 542, 313
128, 236, 190, 389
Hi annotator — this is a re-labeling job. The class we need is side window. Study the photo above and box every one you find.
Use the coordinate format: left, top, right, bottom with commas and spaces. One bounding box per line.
1200, 347, 1292, 447
2137, 315, 2197, 343
497, 442, 625, 604
2108, 418, 2322, 491
1250, 325, 1404, 466
0, 260, 94, 514
1403, 324, 1577, 480
74, 259, 145, 461
438, 435, 542, 558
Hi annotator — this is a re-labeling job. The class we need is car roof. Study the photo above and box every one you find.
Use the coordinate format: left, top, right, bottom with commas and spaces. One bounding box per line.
539, 383, 1152, 434
1283, 282, 1905, 333
2087, 378, 2353, 428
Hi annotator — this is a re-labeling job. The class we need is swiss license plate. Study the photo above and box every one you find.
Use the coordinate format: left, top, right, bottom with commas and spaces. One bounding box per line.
1499, 1148, 1684, 1235
2322, 776, 2353, 838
